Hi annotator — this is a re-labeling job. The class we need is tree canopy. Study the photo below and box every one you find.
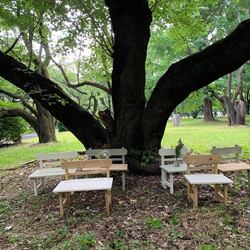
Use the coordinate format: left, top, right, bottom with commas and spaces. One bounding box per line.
0, 0, 250, 174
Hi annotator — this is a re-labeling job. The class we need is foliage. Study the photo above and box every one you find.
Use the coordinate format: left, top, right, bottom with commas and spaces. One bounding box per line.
145, 218, 164, 230
57, 120, 68, 132
136, 150, 153, 167
0, 116, 26, 143
147, 0, 250, 117
96, 150, 109, 159
0, 101, 27, 143
175, 139, 184, 159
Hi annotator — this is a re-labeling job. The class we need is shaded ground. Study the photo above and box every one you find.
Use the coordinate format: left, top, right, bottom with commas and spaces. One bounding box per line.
0, 161, 250, 249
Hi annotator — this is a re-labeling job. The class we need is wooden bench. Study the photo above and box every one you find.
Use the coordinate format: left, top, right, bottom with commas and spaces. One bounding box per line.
183, 153, 233, 209
210, 145, 250, 191
28, 150, 78, 196
159, 146, 188, 194
53, 159, 113, 216
86, 147, 128, 190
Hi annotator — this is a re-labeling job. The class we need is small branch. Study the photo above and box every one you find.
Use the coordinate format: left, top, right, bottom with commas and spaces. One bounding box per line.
0, 88, 38, 117
232, 64, 245, 103
52, 57, 112, 95
4, 33, 22, 54
150, 0, 162, 13
73, 81, 112, 95
51, 58, 71, 85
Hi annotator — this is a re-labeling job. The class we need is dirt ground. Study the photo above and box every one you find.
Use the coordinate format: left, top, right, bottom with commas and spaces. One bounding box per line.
0, 161, 250, 249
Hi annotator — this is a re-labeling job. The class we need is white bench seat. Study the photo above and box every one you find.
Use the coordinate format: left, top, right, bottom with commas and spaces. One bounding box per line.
53, 177, 113, 216
28, 150, 78, 196
183, 153, 233, 209
159, 147, 188, 194
53, 177, 113, 193
86, 148, 127, 190
210, 145, 250, 191
53, 159, 113, 216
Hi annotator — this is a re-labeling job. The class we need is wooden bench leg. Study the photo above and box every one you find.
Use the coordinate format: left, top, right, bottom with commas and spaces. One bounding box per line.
41, 177, 45, 190
161, 169, 167, 189
193, 184, 198, 209
169, 173, 174, 194
59, 193, 64, 217
215, 184, 220, 201
105, 190, 111, 214
122, 172, 126, 191
187, 182, 192, 201
223, 184, 228, 205
65, 192, 70, 207
33, 179, 38, 196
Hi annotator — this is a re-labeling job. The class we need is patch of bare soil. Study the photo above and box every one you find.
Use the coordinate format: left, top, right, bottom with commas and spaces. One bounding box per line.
0, 162, 250, 250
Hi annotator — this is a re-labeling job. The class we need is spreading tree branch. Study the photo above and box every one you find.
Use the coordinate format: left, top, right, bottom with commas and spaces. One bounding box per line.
0, 88, 38, 117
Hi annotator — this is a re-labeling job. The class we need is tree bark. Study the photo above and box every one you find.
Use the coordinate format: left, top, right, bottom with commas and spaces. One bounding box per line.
235, 100, 246, 125
34, 101, 57, 143
203, 98, 214, 122
106, 0, 152, 150
222, 96, 237, 125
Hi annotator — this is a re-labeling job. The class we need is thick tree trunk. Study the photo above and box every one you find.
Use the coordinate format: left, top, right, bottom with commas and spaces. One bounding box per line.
35, 101, 56, 143
203, 98, 214, 122
106, 0, 152, 151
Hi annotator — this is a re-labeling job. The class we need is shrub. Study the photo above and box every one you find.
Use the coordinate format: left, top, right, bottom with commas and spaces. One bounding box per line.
57, 121, 68, 132
0, 117, 26, 144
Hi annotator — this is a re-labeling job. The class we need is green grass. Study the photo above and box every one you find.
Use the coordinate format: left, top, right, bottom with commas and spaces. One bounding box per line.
162, 116, 250, 154
0, 131, 83, 170
1, 116, 250, 170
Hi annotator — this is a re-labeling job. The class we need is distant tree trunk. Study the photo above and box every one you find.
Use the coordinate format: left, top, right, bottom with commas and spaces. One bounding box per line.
222, 96, 237, 125
173, 114, 181, 126
203, 98, 214, 121
0, 102, 56, 143
235, 100, 246, 125
191, 110, 200, 118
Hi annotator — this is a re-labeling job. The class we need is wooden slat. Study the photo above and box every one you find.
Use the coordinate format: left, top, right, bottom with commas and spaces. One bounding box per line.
61, 159, 112, 179
36, 150, 78, 161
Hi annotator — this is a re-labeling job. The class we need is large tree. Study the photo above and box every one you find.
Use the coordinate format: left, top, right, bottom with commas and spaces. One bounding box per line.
0, 0, 250, 174
0, 0, 57, 143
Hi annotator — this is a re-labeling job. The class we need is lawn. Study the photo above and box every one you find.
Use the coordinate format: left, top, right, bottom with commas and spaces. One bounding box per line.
0, 116, 250, 249
1, 116, 250, 170
162, 116, 250, 155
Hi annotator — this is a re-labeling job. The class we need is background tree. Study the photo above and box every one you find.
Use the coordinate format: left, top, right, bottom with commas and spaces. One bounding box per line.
200, 0, 250, 125
0, 0, 57, 142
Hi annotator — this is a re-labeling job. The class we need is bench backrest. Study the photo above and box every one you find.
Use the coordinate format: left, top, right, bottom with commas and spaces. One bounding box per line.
61, 159, 112, 179
210, 145, 242, 163
36, 150, 78, 169
86, 147, 127, 164
183, 153, 222, 174
159, 146, 188, 166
